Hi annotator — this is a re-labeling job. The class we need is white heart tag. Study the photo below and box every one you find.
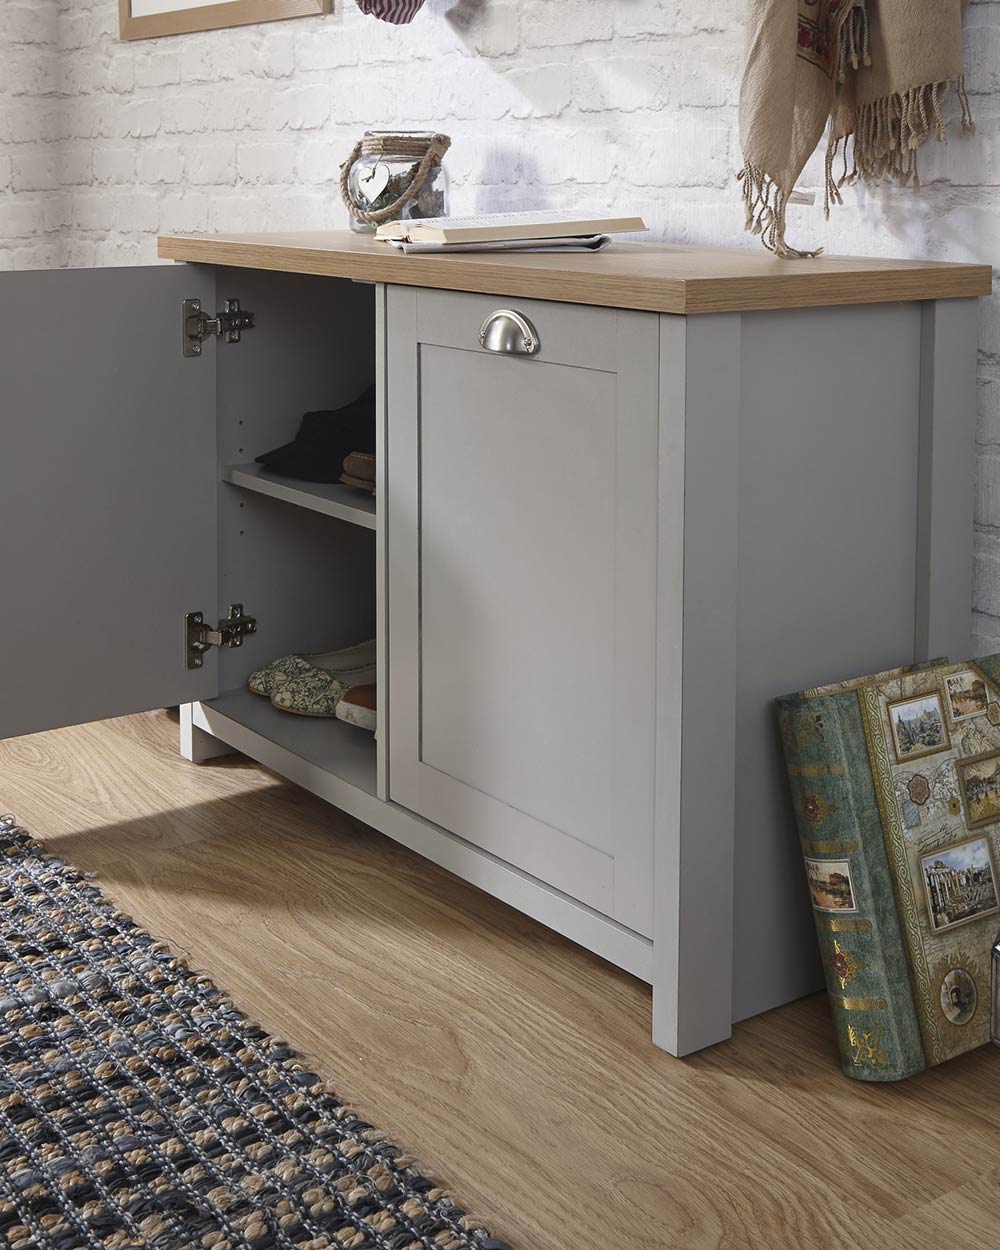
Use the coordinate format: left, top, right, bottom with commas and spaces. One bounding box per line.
358, 161, 390, 204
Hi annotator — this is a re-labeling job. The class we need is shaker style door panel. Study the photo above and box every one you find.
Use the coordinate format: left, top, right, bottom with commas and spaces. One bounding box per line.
386, 288, 658, 936
0, 266, 220, 740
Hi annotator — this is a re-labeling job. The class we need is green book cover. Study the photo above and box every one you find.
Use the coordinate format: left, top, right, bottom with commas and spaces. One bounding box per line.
777, 657, 1000, 1080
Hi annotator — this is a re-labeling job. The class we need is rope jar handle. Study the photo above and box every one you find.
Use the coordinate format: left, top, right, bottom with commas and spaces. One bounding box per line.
340, 132, 451, 226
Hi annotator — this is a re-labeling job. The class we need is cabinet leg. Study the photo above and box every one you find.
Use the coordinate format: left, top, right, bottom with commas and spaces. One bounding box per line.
651, 314, 738, 1061
179, 703, 233, 764
651, 969, 733, 1058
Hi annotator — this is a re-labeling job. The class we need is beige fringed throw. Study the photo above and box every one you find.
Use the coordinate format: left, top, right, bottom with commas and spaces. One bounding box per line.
739, 0, 972, 257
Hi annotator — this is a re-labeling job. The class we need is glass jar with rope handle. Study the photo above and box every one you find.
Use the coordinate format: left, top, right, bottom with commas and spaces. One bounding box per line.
342, 131, 450, 235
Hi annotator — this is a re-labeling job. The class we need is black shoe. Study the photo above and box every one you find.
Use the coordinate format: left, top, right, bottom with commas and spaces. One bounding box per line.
255, 385, 375, 483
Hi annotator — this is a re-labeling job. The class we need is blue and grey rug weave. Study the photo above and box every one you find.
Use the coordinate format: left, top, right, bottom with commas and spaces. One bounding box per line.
0, 816, 511, 1250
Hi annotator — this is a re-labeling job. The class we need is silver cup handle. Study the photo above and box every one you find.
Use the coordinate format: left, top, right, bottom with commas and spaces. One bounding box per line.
478, 309, 540, 356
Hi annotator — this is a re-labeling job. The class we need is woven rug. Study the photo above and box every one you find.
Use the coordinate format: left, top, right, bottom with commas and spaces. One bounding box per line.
0, 815, 512, 1250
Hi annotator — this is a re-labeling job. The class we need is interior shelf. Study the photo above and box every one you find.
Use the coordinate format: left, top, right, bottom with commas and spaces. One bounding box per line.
223, 463, 376, 530
197, 686, 377, 798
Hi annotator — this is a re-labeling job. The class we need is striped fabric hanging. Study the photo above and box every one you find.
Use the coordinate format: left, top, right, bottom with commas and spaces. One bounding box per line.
354, 0, 427, 22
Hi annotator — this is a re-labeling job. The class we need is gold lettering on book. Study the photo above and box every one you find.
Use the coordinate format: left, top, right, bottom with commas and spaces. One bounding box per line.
834, 994, 888, 1012
787, 762, 846, 777
818, 915, 872, 933
848, 1026, 887, 1067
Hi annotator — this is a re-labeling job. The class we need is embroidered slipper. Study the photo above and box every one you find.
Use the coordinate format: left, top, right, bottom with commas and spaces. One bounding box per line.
270, 669, 347, 718
248, 640, 376, 697
336, 683, 377, 732
247, 654, 315, 698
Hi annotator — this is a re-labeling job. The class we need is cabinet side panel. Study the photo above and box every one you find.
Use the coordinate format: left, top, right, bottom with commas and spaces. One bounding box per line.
733, 301, 923, 1022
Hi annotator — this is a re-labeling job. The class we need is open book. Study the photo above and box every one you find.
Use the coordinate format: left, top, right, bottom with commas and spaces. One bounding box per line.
386, 234, 614, 255
375, 209, 647, 245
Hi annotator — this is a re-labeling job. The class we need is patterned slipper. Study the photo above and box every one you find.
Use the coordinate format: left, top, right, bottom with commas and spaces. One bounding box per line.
248, 653, 315, 697
248, 640, 376, 697
270, 668, 347, 718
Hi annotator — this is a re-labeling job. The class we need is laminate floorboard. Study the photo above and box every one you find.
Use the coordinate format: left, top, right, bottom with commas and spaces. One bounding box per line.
1, 710, 996, 1250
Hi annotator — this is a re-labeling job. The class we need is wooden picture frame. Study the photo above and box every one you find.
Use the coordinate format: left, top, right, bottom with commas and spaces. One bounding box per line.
119, 0, 329, 41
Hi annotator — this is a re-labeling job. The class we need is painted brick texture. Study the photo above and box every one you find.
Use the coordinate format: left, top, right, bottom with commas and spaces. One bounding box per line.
1, 0, 999, 647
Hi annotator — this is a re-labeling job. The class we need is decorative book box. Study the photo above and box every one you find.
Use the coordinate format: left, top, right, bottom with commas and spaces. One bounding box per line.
778, 657, 1000, 1081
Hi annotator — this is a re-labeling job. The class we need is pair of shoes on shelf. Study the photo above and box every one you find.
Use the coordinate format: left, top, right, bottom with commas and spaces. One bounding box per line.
247, 639, 375, 698
272, 672, 377, 729
247, 640, 377, 730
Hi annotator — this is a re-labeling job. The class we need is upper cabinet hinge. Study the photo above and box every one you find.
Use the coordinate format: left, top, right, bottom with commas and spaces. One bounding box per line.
183, 297, 256, 358
186, 604, 257, 669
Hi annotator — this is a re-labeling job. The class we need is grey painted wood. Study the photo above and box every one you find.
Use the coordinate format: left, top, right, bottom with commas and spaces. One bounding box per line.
731, 301, 924, 1023
652, 314, 741, 1056
179, 702, 234, 763
916, 298, 977, 662
414, 288, 622, 371
374, 282, 389, 801
222, 463, 376, 529
386, 287, 659, 934
610, 308, 660, 929
201, 687, 377, 795
651, 314, 687, 1055
0, 265, 220, 740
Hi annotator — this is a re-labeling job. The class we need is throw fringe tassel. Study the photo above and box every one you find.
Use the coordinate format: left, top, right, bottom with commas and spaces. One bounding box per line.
738, 160, 823, 259
838, 0, 871, 81
824, 75, 976, 215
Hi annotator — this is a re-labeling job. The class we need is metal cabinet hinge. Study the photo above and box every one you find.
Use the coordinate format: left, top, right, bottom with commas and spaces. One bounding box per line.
183, 297, 256, 358
186, 604, 257, 669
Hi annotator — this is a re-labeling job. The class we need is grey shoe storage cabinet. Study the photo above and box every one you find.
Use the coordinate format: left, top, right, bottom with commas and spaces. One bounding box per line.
0, 234, 989, 1056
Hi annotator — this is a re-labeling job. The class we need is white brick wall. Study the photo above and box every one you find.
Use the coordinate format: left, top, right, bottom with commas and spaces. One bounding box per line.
2, 0, 999, 649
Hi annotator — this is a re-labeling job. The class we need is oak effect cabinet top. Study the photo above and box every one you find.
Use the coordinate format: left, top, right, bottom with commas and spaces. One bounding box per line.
157, 231, 992, 316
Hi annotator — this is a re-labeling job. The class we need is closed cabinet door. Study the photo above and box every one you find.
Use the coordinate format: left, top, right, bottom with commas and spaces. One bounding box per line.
386, 288, 659, 936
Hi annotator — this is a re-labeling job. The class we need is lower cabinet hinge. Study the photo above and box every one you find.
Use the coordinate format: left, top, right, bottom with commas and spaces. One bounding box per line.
183, 297, 255, 358
186, 604, 257, 670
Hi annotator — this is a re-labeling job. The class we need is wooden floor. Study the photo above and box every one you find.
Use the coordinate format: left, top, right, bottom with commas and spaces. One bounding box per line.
1, 711, 997, 1250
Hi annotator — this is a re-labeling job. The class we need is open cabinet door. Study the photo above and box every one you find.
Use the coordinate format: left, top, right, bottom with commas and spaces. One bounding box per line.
0, 265, 220, 739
